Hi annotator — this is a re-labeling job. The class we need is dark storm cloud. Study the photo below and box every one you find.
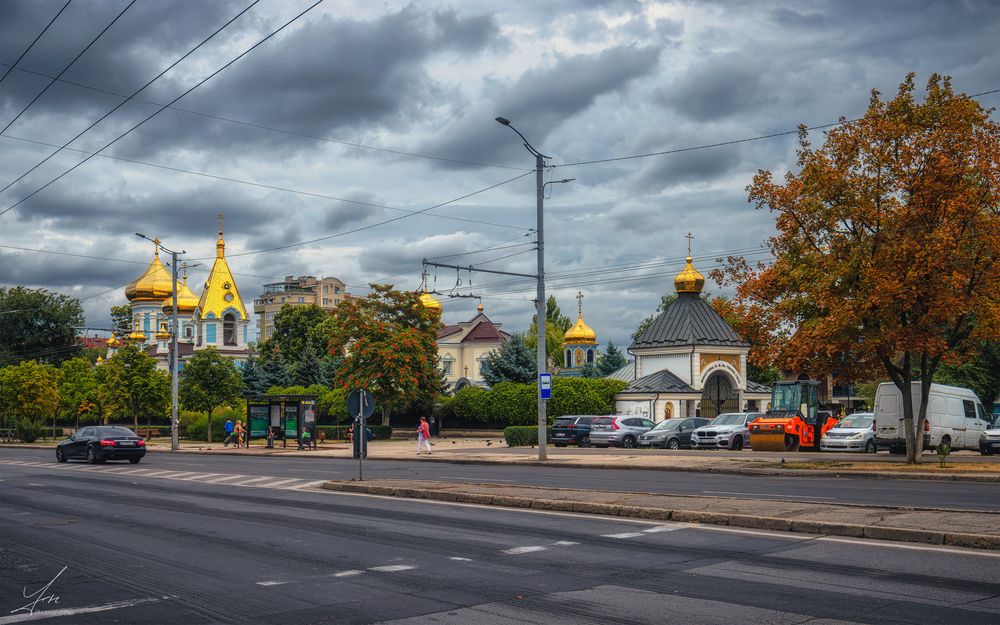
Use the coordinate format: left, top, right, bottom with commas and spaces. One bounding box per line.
0, 248, 139, 291
662, 52, 776, 123
424, 44, 662, 167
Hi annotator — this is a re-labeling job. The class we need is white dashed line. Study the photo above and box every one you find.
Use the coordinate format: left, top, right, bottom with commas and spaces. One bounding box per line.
333, 570, 364, 577
643, 525, 684, 533
553, 541, 579, 546
256, 581, 288, 587
602, 532, 646, 539
204, 474, 248, 483
449, 557, 472, 561
288, 480, 326, 490
231, 477, 274, 486
368, 565, 417, 572
503, 546, 547, 554
256, 478, 302, 488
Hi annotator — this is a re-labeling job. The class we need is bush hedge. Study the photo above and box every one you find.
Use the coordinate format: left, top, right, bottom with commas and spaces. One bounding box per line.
439, 378, 628, 427
15, 418, 42, 443
503, 426, 554, 447
185, 407, 243, 442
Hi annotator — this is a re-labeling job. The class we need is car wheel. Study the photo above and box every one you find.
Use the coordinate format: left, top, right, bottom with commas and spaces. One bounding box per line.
732, 436, 744, 451
667, 438, 680, 450
86, 445, 99, 464
578, 436, 592, 448
622, 436, 636, 449
129, 457, 141, 464
889, 443, 905, 455
56, 447, 67, 463
865, 439, 877, 454
554, 443, 568, 448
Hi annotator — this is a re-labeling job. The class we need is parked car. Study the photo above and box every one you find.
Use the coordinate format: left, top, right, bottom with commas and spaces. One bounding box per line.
637, 417, 711, 450
588, 416, 656, 448
691, 412, 762, 451
875, 382, 992, 453
56, 426, 147, 464
819, 412, 877, 453
551, 416, 605, 447
980, 416, 1000, 455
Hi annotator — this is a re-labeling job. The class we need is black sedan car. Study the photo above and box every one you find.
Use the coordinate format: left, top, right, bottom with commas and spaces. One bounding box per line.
637, 417, 711, 449
56, 426, 147, 464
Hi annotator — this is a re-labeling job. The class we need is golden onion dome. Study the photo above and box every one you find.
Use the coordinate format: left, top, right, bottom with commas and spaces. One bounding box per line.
161, 276, 200, 315
106, 333, 120, 348
155, 322, 170, 341
127, 328, 147, 343
96, 355, 104, 365
125, 240, 173, 301
419, 291, 441, 312
564, 313, 597, 345
674, 256, 705, 293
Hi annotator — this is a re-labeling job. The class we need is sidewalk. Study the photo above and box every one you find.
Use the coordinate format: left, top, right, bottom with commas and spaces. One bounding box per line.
321, 478, 1000, 550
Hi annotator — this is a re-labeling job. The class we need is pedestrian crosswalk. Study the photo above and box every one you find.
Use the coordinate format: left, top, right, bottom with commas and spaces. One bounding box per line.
0, 459, 327, 492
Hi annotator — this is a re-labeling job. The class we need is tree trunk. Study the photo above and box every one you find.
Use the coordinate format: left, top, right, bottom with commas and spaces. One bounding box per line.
133, 410, 139, 431
207, 405, 214, 444
380, 406, 390, 426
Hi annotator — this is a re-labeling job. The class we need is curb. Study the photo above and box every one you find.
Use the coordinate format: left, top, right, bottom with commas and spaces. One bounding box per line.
320, 481, 1000, 551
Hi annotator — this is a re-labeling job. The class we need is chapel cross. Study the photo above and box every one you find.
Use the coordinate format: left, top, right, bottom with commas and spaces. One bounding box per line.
218, 212, 224, 233
685, 232, 694, 256
576, 290, 584, 315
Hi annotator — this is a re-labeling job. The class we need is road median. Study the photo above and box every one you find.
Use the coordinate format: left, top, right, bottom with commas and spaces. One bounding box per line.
321, 478, 1000, 551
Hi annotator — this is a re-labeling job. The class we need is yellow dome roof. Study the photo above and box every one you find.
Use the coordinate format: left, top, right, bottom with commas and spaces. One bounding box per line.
125, 240, 173, 301
419, 291, 441, 312
564, 313, 597, 345
674, 256, 705, 293
155, 322, 170, 340
161, 275, 200, 315
127, 328, 147, 342
106, 333, 120, 348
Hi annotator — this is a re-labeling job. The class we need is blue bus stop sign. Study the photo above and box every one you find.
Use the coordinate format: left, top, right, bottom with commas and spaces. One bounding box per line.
539, 373, 552, 399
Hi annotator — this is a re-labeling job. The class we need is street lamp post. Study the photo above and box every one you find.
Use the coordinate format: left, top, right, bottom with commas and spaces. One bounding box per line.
495, 117, 572, 461
136, 233, 184, 451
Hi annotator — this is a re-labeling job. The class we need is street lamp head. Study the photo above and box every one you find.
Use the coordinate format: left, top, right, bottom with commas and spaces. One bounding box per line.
495, 116, 511, 126
559, 178, 576, 184
135, 232, 146, 239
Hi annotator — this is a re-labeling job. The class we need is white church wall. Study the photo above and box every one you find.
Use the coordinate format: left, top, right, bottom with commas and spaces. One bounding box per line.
636, 353, 691, 383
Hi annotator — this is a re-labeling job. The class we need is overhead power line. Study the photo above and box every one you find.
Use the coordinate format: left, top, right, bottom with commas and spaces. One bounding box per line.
0, 0, 260, 196
0, 133, 531, 232
0, 0, 136, 135
0, 0, 72, 84
0, 0, 325, 218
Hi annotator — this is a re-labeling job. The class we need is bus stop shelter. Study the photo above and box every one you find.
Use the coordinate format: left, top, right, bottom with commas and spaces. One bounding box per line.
243, 395, 317, 448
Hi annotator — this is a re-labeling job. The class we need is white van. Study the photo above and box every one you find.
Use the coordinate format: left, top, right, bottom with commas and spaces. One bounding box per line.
875, 382, 991, 452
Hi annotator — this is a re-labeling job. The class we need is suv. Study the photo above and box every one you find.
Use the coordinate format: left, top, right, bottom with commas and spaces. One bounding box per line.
691, 412, 762, 451
638, 417, 711, 449
588, 416, 656, 448
551, 415, 604, 447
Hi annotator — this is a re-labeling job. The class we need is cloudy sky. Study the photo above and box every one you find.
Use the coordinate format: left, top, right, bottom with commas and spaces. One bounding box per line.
1, 0, 997, 349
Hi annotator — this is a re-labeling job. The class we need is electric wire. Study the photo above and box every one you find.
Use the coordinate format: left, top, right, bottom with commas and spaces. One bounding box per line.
0, 0, 136, 135
0, 0, 325, 218
0, 0, 261, 196
0, 65, 530, 172
0, 0, 72, 84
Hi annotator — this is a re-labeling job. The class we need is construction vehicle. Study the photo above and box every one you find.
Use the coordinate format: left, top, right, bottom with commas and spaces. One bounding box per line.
749, 380, 838, 451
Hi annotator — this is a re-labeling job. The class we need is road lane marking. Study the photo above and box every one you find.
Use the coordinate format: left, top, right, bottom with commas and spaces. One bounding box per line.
554, 541, 579, 546
288, 480, 326, 490
27, 483, 44, 487
230, 477, 274, 486
0, 597, 159, 624
449, 557, 472, 561
256, 581, 289, 586
333, 570, 364, 577
369, 565, 417, 572
204, 474, 248, 483
644, 525, 685, 533
702, 490, 836, 500
254, 478, 302, 488
503, 546, 547, 554
602, 532, 646, 539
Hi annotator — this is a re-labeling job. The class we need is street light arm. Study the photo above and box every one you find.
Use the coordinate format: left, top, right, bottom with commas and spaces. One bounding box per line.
495, 117, 549, 159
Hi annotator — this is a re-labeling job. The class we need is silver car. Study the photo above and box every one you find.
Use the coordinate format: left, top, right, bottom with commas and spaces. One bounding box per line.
588, 416, 656, 448
820, 412, 877, 453
691, 412, 762, 451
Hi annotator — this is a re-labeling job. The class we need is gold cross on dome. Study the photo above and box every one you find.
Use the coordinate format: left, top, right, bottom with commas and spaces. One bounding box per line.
218, 212, 224, 233
685, 232, 694, 256
576, 290, 584, 315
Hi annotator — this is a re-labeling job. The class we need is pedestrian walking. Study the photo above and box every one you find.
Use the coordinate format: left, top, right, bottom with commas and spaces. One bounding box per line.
266, 425, 275, 448
234, 419, 245, 448
223, 417, 234, 447
416, 416, 432, 454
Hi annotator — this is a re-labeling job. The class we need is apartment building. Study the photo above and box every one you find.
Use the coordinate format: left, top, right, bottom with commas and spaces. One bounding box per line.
254, 275, 350, 341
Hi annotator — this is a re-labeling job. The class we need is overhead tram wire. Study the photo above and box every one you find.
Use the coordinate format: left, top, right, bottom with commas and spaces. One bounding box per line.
207, 170, 534, 261
0, 64, 530, 173
0, 0, 72, 84
0, 0, 325, 219
0, 133, 530, 232
550, 88, 1000, 169
0, 0, 261, 196
0, 0, 137, 135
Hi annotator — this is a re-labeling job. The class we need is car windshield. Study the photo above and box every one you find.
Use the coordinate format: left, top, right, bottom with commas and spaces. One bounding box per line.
710, 414, 745, 426
592, 417, 614, 426
95, 426, 137, 437
652, 420, 681, 431
992, 416, 1000, 428
837, 414, 874, 429
554, 418, 575, 427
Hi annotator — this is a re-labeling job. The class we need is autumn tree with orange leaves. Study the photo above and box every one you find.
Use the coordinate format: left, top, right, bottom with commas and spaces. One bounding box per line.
326, 284, 442, 425
713, 74, 999, 464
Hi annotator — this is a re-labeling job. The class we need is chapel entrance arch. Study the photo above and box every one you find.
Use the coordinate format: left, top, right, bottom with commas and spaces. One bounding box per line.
701, 371, 740, 419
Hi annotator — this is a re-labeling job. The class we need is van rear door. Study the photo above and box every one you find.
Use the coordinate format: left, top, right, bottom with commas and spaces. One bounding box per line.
875, 386, 901, 442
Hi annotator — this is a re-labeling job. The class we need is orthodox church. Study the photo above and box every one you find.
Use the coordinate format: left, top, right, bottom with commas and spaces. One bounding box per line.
560, 291, 599, 375
614, 238, 771, 421
106, 217, 250, 370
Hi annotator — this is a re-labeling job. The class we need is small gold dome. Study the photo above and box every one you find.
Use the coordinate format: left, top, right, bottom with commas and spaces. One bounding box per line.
476, 302, 484, 313
155, 322, 171, 341
674, 256, 705, 293
125, 240, 173, 302
127, 328, 147, 343
106, 333, 120, 348
564, 313, 597, 345
161, 276, 200, 315
419, 291, 441, 312
96, 355, 104, 364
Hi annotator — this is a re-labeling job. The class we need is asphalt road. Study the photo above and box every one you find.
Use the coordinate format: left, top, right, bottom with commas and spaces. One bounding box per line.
3, 447, 999, 511
2, 459, 998, 625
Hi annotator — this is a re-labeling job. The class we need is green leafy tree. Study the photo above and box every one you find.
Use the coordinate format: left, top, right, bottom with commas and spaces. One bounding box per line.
270, 304, 331, 362
523, 322, 567, 368
99, 345, 170, 431
580, 362, 602, 378
179, 347, 244, 442
327, 284, 440, 425
0, 360, 60, 433
110, 305, 132, 338
240, 350, 264, 394
482, 334, 536, 385
291, 341, 324, 387
597, 340, 628, 375
58, 357, 98, 429
934, 340, 1000, 408
0, 287, 84, 365
258, 345, 291, 389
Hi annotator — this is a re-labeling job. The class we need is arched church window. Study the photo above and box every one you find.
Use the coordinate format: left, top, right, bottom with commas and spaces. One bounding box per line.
566, 349, 571, 366
223, 313, 237, 346
587, 349, 594, 364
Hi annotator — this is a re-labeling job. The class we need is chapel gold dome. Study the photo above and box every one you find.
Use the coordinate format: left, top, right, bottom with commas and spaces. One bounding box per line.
419, 291, 441, 312
674, 256, 705, 294
564, 314, 597, 345
161, 277, 200, 315
125, 246, 173, 302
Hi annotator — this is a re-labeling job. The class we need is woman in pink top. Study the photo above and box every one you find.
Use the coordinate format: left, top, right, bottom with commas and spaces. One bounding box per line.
416, 416, 432, 454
